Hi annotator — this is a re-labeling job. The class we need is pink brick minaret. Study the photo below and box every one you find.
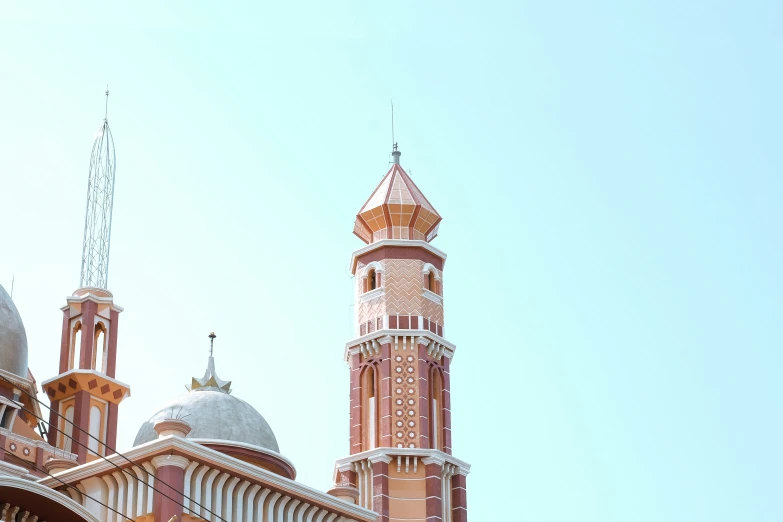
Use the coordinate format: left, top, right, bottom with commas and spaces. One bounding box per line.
41, 91, 130, 464
330, 147, 470, 522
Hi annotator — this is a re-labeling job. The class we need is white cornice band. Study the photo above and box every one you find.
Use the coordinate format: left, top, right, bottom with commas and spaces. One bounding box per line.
37, 434, 377, 520
350, 239, 448, 273
345, 329, 456, 363
41, 368, 132, 395
61, 292, 124, 313
334, 448, 470, 476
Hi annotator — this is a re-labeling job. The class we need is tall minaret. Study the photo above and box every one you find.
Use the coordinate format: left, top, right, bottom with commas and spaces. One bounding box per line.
41, 89, 130, 464
330, 147, 470, 522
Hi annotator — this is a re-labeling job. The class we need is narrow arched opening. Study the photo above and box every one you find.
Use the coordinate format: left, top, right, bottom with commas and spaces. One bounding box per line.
362, 365, 378, 451
430, 367, 444, 450
70, 322, 82, 370
62, 405, 75, 453
368, 269, 377, 291
93, 323, 107, 373
88, 405, 102, 455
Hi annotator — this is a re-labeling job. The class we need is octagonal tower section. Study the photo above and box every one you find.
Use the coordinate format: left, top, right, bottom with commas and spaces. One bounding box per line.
331, 149, 470, 522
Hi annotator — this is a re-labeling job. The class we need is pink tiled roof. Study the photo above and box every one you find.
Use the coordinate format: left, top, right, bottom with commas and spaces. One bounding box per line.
354, 163, 441, 244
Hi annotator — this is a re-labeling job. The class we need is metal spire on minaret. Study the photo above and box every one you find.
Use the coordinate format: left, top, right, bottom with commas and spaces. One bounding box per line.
79, 86, 117, 289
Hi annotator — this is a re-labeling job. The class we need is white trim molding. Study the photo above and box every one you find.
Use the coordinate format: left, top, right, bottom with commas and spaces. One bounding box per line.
37, 434, 377, 521
335, 448, 470, 476
0, 475, 104, 522
151, 454, 190, 469
358, 287, 384, 303
421, 263, 442, 280
350, 239, 447, 274
189, 437, 297, 476
359, 260, 385, 278
40, 368, 132, 395
422, 288, 443, 305
367, 454, 393, 464
61, 292, 124, 313
345, 329, 456, 363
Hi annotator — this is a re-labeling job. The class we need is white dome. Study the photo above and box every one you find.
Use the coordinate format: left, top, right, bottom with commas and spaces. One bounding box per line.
0, 284, 28, 378
133, 390, 279, 452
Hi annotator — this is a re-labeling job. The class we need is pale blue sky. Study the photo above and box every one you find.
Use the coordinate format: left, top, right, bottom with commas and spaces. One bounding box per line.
1, 2, 781, 520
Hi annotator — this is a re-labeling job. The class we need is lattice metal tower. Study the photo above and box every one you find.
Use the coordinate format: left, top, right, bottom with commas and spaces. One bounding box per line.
79, 87, 117, 289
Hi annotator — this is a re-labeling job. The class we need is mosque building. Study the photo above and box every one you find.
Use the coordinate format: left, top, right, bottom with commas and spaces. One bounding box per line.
0, 97, 470, 521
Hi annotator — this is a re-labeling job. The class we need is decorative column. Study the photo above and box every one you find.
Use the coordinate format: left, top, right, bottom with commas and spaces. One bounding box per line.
451, 472, 468, 522
378, 336, 394, 448
422, 456, 444, 522
370, 455, 392, 522
349, 352, 362, 455
442, 357, 453, 455
152, 455, 190, 522
328, 466, 360, 505
417, 337, 432, 449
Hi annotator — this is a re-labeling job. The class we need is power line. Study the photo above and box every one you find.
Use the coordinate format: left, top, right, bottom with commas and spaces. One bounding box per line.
1, 375, 226, 522
5, 451, 133, 522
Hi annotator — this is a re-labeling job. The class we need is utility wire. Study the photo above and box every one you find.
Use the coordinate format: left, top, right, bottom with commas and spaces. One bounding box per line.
5, 451, 133, 522
1, 375, 226, 522
5, 393, 217, 521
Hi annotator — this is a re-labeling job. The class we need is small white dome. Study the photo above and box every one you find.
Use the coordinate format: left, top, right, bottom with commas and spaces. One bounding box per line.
0, 284, 28, 378
133, 390, 279, 451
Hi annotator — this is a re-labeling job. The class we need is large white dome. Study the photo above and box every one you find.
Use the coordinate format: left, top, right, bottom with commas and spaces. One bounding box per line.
0, 284, 28, 378
134, 354, 279, 452
133, 389, 279, 452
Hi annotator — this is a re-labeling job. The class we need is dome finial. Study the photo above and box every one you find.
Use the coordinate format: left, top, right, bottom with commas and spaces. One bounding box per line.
189, 333, 231, 393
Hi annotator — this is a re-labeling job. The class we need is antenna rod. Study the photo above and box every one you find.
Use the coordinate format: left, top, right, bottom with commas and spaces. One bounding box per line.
391, 99, 395, 150
104, 85, 109, 121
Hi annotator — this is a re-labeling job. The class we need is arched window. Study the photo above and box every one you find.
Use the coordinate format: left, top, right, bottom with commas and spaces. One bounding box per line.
62, 406, 75, 453
88, 405, 102, 455
71, 322, 82, 370
94, 323, 107, 373
368, 269, 377, 291
427, 271, 436, 293
430, 367, 444, 450
362, 366, 378, 451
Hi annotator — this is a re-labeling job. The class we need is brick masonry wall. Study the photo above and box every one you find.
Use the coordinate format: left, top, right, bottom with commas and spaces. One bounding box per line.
357, 259, 444, 327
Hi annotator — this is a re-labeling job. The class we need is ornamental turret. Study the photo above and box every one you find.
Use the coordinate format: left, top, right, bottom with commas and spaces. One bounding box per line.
332, 147, 470, 522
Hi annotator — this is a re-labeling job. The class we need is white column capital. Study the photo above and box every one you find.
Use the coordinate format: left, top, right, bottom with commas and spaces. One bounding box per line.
377, 335, 393, 346
422, 455, 447, 467
368, 454, 394, 464
151, 455, 190, 470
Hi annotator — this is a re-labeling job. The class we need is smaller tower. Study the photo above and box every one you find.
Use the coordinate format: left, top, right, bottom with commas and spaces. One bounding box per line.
41, 91, 129, 464
41, 288, 129, 463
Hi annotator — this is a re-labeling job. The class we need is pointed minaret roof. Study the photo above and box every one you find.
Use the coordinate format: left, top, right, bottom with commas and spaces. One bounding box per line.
353, 148, 442, 244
